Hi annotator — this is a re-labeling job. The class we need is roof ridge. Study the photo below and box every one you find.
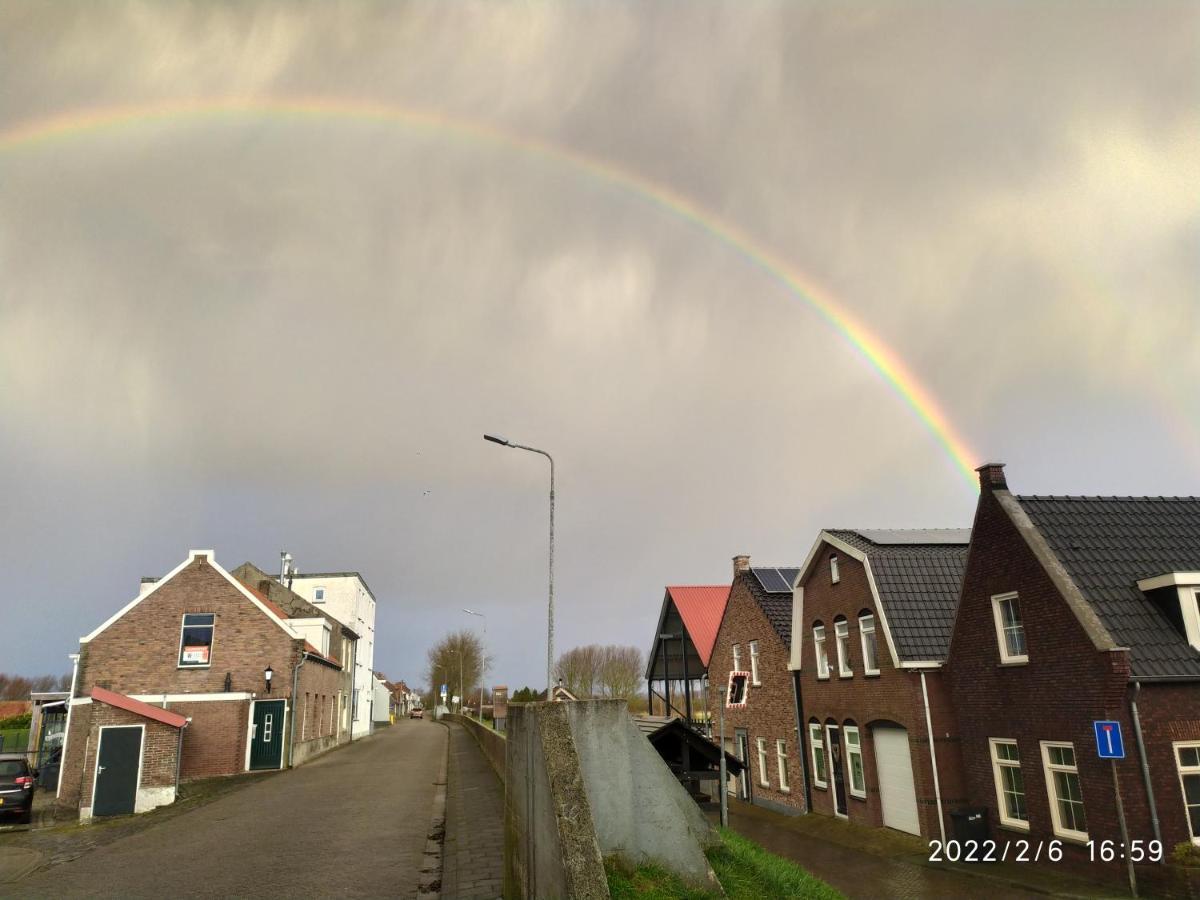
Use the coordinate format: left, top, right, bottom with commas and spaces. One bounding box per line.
1019, 494, 1200, 502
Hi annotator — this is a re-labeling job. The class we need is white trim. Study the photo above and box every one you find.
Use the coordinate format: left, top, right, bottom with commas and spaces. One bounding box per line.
70, 697, 93, 706
81, 550, 302, 644
1040, 741, 1088, 842
776, 739, 790, 793
813, 625, 829, 679
749, 641, 761, 686
859, 614, 880, 676
756, 737, 769, 787
57, 652, 80, 800
789, 585, 805, 671
830, 554, 840, 584
862, 557, 903, 670
176, 612, 215, 669
991, 592, 1028, 664
90, 724, 145, 817
989, 737, 1031, 831
845, 725, 865, 799
245, 699, 289, 772
130, 692, 254, 703
1137, 572, 1200, 591
1172, 741, 1200, 845
809, 722, 827, 788
896, 660, 944, 669
834, 619, 852, 678
826, 723, 847, 819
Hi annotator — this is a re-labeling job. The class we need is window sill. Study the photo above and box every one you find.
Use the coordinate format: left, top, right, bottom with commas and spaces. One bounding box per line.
751, 681, 762, 687
999, 821, 1031, 834
813, 783, 827, 791
177, 664, 212, 670
864, 670, 881, 678
1054, 832, 1089, 846
998, 659, 1028, 667
838, 673, 853, 680
850, 791, 867, 802
778, 787, 791, 794
816, 676, 830, 682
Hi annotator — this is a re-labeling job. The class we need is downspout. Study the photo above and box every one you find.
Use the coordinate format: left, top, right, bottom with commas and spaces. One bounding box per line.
792, 670, 812, 814
57, 652, 81, 799
174, 719, 190, 798
349, 637, 357, 742
920, 670, 946, 844
289, 650, 306, 767
1130, 682, 1162, 845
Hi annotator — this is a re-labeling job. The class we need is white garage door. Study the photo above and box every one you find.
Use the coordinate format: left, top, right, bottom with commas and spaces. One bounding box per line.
873, 725, 920, 835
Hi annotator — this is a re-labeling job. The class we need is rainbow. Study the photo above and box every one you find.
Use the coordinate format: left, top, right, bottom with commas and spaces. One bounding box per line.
0, 96, 980, 488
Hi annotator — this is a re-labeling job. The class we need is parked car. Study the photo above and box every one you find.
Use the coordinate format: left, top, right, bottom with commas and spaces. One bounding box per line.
0, 753, 37, 824
409, 707, 424, 719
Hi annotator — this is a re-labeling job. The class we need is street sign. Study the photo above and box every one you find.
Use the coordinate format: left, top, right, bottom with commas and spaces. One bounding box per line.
440, 684, 448, 696
1094, 720, 1125, 759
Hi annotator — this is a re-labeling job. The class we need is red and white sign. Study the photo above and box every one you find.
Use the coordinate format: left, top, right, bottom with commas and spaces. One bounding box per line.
726, 670, 750, 708
181, 645, 210, 664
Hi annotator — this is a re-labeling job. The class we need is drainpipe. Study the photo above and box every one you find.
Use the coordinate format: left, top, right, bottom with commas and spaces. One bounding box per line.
174, 719, 190, 799
1130, 682, 1162, 846
919, 670, 946, 844
792, 670, 812, 814
57, 652, 81, 799
349, 637, 357, 742
289, 649, 306, 767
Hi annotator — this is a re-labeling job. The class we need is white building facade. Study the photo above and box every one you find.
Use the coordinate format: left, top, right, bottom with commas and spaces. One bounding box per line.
288, 571, 377, 738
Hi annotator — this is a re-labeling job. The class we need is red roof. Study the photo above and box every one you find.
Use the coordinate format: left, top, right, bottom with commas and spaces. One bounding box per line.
91, 687, 188, 729
304, 642, 341, 668
665, 585, 731, 667
245, 585, 291, 621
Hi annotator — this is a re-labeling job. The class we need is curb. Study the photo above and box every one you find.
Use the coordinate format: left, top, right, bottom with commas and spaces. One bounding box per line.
419, 722, 450, 897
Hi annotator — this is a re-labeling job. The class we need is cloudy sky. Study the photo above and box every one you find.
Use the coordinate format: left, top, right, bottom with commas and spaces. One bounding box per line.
1, 2, 1197, 690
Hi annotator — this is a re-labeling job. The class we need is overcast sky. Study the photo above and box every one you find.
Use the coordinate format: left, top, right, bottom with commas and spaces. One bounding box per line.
1, 2, 1197, 691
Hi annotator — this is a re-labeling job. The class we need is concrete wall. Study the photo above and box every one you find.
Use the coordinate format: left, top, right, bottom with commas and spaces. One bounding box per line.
503, 700, 720, 899
444, 714, 505, 779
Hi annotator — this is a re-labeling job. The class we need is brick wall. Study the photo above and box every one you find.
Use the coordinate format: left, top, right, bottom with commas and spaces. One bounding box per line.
77, 703, 180, 808
707, 571, 805, 814
797, 541, 964, 840
172, 699, 250, 778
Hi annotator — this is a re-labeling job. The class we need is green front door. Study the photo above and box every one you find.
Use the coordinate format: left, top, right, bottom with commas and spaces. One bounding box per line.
249, 700, 286, 771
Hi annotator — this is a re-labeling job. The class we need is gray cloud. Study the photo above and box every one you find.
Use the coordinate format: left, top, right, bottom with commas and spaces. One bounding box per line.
1, 1, 1197, 688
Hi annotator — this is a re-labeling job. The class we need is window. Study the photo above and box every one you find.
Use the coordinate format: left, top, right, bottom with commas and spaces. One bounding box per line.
834, 618, 852, 677
991, 592, 1028, 663
732, 643, 741, 672
830, 554, 840, 584
846, 726, 865, 798
813, 624, 829, 679
776, 740, 790, 792
809, 722, 827, 787
749, 641, 761, 685
313, 587, 325, 602
1041, 742, 1087, 840
990, 739, 1029, 829
1175, 742, 1200, 844
726, 672, 748, 708
859, 613, 879, 675
756, 738, 769, 786
178, 613, 214, 667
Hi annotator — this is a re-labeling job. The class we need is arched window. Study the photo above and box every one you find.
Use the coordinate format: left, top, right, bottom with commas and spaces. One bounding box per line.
830, 553, 840, 584
844, 720, 866, 798
808, 718, 827, 788
834, 615, 852, 677
812, 621, 829, 679
858, 610, 879, 675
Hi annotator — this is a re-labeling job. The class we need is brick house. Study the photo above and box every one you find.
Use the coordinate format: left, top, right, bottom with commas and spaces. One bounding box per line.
945, 464, 1200, 874
789, 528, 969, 840
58, 550, 348, 821
707, 556, 805, 815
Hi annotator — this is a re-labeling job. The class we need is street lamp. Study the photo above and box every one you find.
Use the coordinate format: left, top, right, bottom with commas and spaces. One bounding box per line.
483, 433, 555, 695
463, 608, 488, 723
263, 666, 273, 695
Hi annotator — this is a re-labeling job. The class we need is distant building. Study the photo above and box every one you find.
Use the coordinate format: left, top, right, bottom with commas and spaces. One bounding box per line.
286, 564, 377, 739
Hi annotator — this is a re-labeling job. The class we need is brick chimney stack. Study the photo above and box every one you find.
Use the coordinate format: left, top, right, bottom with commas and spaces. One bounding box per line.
733, 555, 751, 577
975, 462, 1007, 492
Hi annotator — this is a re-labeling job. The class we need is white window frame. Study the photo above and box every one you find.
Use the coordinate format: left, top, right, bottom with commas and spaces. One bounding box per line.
756, 737, 769, 787
989, 738, 1030, 831
776, 740, 790, 793
859, 614, 880, 675
732, 643, 741, 672
749, 640, 761, 686
991, 592, 1028, 664
830, 554, 840, 584
177, 613, 215, 669
313, 587, 326, 602
845, 725, 865, 799
834, 619, 852, 678
809, 723, 827, 788
813, 625, 829, 679
1040, 741, 1088, 842
1174, 741, 1200, 845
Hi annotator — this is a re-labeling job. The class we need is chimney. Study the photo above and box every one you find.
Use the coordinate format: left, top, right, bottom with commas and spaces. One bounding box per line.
280, 551, 293, 583
976, 462, 1008, 492
733, 555, 751, 577
138, 577, 158, 597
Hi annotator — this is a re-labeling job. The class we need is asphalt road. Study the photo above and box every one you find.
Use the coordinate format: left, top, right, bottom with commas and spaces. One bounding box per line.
7, 718, 447, 899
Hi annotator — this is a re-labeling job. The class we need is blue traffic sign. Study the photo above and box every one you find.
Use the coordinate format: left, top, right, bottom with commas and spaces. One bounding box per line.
440, 684, 448, 695
1094, 720, 1125, 759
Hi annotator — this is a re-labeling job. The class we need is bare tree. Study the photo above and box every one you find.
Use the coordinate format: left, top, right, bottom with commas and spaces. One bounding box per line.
0, 673, 71, 699
597, 645, 644, 700
425, 630, 486, 704
553, 645, 602, 697
552, 645, 644, 700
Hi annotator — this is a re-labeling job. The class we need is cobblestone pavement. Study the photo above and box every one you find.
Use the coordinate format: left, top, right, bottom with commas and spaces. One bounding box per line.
440, 722, 504, 899
2, 720, 447, 899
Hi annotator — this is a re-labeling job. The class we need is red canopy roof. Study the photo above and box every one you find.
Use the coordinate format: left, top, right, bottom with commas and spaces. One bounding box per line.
91, 686, 188, 729
665, 585, 730, 667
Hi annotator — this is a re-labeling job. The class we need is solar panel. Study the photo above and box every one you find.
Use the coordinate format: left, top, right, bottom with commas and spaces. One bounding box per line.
856, 529, 971, 546
778, 568, 800, 589
752, 567, 791, 593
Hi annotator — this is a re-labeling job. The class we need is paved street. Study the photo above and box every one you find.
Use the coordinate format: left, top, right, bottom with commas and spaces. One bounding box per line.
441, 723, 504, 899
4, 719, 446, 899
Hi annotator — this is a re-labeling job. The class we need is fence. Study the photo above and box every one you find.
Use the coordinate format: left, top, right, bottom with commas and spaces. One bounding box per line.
0, 728, 30, 752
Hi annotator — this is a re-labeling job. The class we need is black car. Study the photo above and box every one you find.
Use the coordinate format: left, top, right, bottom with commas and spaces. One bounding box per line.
0, 753, 36, 824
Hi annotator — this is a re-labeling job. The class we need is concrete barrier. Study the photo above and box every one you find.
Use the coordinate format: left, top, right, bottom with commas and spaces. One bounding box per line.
443, 714, 505, 780
503, 700, 720, 899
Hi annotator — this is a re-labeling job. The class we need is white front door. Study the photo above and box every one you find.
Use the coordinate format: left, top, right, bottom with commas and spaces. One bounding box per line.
873, 725, 920, 835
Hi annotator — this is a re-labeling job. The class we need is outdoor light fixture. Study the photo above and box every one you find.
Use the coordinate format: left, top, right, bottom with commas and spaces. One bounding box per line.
264, 665, 273, 694
483, 433, 510, 446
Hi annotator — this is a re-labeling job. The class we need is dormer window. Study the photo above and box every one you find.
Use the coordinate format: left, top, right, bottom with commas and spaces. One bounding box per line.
830, 554, 840, 584
1137, 573, 1200, 653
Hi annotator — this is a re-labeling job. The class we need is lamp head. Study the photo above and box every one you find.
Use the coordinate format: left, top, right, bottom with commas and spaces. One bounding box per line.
483, 434, 510, 446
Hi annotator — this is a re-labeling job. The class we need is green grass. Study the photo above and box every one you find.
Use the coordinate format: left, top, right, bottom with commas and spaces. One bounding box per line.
605, 828, 844, 900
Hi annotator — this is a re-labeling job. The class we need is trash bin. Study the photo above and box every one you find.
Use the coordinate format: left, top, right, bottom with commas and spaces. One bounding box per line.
949, 807, 990, 843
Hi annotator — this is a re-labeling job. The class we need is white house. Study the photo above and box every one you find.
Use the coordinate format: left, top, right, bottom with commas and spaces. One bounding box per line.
286, 563, 378, 739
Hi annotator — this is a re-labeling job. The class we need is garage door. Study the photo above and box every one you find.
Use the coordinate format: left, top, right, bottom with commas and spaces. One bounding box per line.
873, 725, 920, 835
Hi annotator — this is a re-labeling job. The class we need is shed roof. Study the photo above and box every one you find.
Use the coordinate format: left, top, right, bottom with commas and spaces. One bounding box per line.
826, 529, 970, 661
663, 586, 730, 668
1017, 495, 1200, 679
92, 687, 187, 729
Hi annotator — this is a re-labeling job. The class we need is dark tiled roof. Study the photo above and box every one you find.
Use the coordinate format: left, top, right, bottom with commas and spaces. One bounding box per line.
826, 530, 970, 662
1017, 496, 1200, 679
746, 567, 799, 646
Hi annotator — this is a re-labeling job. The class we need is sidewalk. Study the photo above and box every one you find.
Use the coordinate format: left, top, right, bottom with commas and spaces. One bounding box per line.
441, 722, 504, 900
720, 800, 1127, 900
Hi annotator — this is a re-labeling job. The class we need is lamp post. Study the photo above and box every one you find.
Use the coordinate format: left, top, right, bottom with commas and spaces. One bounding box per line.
463, 608, 487, 722
484, 433, 555, 694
